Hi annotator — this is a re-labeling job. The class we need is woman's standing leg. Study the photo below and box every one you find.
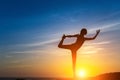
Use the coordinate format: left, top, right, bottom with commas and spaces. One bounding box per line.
71, 50, 77, 79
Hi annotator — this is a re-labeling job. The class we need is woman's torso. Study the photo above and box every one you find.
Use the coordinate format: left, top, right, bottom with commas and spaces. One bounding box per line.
71, 35, 85, 50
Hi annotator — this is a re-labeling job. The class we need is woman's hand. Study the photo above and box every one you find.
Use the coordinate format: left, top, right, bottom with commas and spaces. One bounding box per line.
62, 34, 66, 39
96, 29, 100, 34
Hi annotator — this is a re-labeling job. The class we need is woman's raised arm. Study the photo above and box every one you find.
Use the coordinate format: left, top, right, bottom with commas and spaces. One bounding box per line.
85, 29, 100, 40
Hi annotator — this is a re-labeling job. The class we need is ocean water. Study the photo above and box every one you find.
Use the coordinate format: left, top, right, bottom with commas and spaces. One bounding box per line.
0, 78, 73, 80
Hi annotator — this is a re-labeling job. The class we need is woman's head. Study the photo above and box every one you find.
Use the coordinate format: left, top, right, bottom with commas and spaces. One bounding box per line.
80, 28, 87, 35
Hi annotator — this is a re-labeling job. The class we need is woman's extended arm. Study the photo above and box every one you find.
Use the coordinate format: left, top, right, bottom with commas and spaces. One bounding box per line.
65, 34, 79, 38
85, 29, 100, 40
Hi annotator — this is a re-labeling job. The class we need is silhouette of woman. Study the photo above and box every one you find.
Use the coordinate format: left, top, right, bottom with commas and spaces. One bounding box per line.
58, 28, 100, 78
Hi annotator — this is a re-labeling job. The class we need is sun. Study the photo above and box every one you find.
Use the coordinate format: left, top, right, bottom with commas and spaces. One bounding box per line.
77, 69, 86, 78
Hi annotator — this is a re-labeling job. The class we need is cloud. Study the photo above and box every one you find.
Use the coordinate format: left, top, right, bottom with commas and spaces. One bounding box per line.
16, 38, 59, 47
10, 22, 120, 49
97, 11, 120, 22
78, 40, 112, 56
11, 50, 47, 54
5, 55, 13, 58
89, 22, 120, 33
90, 41, 111, 45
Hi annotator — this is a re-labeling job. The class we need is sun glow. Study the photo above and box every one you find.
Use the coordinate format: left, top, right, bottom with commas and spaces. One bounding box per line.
77, 69, 86, 78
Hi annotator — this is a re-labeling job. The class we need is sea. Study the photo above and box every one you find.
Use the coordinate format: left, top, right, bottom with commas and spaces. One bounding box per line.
0, 78, 74, 80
